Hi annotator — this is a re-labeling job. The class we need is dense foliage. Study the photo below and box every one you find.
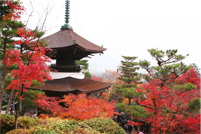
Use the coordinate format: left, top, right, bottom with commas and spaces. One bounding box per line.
1, 1, 200, 133
0, 0, 25, 113
0, 114, 125, 134
0, 0, 24, 21
135, 68, 200, 133
34, 93, 118, 121
110, 56, 149, 123
2, 23, 52, 129
139, 49, 191, 87
114, 56, 142, 105
135, 49, 200, 133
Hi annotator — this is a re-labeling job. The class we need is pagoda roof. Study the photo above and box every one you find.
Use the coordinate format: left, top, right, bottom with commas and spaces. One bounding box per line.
42, 28, 106, 53
31, 77, 112, 93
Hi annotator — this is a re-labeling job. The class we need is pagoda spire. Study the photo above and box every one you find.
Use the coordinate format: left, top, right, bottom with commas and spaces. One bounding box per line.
65, 0, 70, 23
61, 0, 72, 29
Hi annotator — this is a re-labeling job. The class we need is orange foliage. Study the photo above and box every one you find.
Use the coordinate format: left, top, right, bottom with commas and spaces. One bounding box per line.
35, 93, 118, 121
2, 0, 24, 21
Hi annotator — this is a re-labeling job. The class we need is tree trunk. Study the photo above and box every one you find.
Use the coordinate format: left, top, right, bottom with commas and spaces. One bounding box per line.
5, 89, 14, 114
0, 38, 7, 113
128, 98, 131, 106
14, 100, 20, 129
14, 84, 24, 129
0, 66, 7, 114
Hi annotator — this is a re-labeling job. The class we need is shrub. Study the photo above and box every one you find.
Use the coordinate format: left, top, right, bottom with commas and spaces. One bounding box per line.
1, 104, 7, 110
0, 114, 15, 133
0, 114, 41, 133
6, 129, 30, 134
17, 116, 41, 129
6, 118, 100, 134
82, 117, 126, 134
2, 115, 125, 134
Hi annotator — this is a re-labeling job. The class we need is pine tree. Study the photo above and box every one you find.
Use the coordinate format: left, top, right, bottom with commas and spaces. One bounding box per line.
0, 0, 24, 113
139, 49, 191, 87
0, 19, 24, 113
114, 56, 142, 106
75, 60, 92, 78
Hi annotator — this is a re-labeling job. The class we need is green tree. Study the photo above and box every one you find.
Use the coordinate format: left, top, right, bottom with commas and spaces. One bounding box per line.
21, 89, 45, 115
0, 0, 24, 113
0, 19, 24, 113
114, 56, 142, 106
75, 59, 92, 78
139, 49, 191, 87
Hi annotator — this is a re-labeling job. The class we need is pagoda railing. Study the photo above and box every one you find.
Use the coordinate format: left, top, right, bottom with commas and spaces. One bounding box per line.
50, 64, 81, 72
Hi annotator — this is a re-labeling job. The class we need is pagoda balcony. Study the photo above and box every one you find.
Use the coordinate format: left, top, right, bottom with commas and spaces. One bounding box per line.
50, 64, 81, 72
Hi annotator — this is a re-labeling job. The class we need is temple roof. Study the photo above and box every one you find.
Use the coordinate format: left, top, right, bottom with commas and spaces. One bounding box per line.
42, 28, 106, 53
31, 77, 112, 93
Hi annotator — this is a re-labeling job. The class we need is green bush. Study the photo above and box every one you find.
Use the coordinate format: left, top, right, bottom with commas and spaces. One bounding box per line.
0, 114, 15, 133
1, 115, 125, 134
6, 129, 30, 134
0, 114, 41, 133
1, 104, 7, 110
174, 83, 196, 91
82, 117, 126, 134
115, 102, 151, 121
17, 116, 41, 129
6, 118, 100, 134
188, 97, 201, 114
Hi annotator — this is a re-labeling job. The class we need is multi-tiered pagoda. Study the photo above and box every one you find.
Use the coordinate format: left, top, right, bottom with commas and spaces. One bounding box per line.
32, 0, 112, 97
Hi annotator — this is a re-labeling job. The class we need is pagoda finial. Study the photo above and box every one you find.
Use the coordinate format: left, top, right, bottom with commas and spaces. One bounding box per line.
61, 0, 72, 29
65, 0, 70, 23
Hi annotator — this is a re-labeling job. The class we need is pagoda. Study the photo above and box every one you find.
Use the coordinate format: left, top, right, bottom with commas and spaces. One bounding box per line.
32, 0, 112, 97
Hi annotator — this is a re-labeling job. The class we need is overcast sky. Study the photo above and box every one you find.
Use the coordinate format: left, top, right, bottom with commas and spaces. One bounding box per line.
20, 0, 201, 74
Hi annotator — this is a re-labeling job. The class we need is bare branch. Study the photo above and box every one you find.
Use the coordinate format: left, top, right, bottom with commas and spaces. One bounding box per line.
160, 95, 171, 99
24, 1, 35, 28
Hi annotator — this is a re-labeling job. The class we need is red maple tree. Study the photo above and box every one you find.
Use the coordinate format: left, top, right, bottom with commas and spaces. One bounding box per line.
34, 93, 118, 121
1, 0, 24, 21
135, 68, 200, 133
2, 27, 52, 128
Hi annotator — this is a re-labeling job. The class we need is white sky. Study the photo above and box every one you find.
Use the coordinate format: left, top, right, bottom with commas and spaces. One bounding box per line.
20, 0, 201, 74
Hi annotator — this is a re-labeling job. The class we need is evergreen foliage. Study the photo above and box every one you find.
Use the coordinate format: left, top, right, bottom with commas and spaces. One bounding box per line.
21, 89, 45, 114
111, 56, 149, 124
0, 17, 24, 113
188, 97, 200, 114
114, 56, 142, 105
115, 102, 151, 121
139, 49, 192, 87
75, 60, 92, 78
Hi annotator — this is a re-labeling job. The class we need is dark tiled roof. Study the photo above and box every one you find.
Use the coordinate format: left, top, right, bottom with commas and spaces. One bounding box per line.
32, 77, 112, 93
42, 29, 106, 53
